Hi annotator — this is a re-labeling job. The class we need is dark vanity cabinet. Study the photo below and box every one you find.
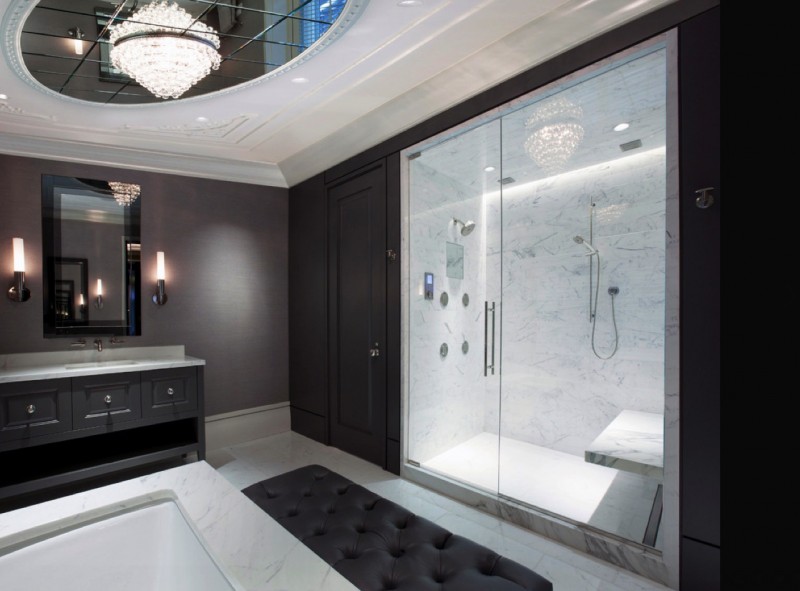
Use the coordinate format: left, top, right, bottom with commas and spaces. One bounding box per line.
0, 366, 204, 504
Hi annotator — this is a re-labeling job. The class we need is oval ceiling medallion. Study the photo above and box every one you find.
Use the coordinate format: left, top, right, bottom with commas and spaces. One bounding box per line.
4, 0, 367, 105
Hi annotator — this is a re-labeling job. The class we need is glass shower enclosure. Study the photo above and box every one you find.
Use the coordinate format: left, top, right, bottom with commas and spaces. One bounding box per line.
403, 38, 670, 550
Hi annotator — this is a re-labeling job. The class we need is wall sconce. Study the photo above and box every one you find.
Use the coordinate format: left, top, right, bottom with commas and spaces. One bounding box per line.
95, 278, 104, 309
153, 251, 168, 305
7, 237, 30, 302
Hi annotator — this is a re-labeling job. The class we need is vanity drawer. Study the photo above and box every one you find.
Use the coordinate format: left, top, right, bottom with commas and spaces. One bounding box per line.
141, 368, 197, 418
0, 379, 71, 442
72, 373, 141, 428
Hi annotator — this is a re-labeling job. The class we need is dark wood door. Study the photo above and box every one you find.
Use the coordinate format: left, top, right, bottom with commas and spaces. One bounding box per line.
327, 163, 387, 467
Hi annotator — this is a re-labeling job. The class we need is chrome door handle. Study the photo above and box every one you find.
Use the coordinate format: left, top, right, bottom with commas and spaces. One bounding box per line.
484, 302, 496, 376
369, 342, 381, 358
104, 395, 112, 404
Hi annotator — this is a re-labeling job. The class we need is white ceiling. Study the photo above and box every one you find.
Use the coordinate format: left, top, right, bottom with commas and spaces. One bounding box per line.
0, 0, 675, 189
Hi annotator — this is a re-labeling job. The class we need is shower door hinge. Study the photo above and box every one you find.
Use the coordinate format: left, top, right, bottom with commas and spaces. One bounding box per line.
386, 249, 397, 262
407, 459, 420, 467
407, 152, 421, 160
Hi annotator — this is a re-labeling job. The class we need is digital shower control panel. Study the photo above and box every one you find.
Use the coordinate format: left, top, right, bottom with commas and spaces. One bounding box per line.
424, 272, 434, 300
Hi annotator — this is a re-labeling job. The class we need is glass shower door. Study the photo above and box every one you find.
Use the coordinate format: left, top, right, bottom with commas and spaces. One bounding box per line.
496, 42, 668, 546
405, 119, 503, 495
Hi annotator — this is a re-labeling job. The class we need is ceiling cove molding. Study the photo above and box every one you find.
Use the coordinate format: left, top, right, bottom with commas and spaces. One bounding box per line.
0, 99, 55, 121
0, 133, 288, 187
120, 114, 255, 139
2, 0, 370, 108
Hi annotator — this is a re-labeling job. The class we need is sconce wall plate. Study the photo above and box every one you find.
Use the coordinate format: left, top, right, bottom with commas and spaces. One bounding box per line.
8, 271, 30, 302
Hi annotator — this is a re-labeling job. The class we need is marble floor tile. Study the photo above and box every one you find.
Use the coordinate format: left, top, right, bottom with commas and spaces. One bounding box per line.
208, 431, 672, 591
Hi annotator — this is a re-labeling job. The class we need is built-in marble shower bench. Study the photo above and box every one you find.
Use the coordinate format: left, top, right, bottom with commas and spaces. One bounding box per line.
585, 409, 664, 546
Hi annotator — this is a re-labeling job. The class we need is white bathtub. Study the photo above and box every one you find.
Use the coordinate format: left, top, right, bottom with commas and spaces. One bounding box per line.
0, 495, 245, 591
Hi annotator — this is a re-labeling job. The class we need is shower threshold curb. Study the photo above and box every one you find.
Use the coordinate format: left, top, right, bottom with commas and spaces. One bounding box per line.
401, 463, 668, 586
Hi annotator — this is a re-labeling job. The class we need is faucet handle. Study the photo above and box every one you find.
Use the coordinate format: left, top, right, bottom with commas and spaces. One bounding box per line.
110, 337, 125, 345
70, 339, 87, 348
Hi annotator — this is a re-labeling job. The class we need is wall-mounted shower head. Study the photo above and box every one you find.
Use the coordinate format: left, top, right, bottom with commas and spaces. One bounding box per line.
453, 218, 476, 236
573, 235, 598, 255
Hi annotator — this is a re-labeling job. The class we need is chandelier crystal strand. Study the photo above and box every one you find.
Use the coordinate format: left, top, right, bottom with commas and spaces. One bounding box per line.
109, 1, 221, 99
524, 97, 585, 172
109, 182, 141, 206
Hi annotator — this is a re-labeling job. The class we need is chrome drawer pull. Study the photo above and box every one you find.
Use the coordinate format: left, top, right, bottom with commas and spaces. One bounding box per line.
167, 387, 175, 396
26, 404, 36, 415
104, 395, 112, 404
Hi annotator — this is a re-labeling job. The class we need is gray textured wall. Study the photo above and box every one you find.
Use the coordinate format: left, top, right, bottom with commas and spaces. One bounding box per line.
0, 155, 288, 416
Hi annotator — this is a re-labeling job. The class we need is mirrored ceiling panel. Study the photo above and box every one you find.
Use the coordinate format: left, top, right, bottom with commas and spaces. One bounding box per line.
20, 0, 352, 104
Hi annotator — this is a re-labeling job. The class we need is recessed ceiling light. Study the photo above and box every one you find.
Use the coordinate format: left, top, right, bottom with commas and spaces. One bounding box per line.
195, 116, 209, 123
397, 0, 423, 6
0, 94, 7, 100
613, 122, 630, 132
484, 166, 496, 172
291, 77, 309, 84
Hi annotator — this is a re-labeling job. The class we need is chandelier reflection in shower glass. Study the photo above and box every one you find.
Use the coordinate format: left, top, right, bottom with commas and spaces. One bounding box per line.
109, 1, 221, 99
523, 97, 585, 172
109, 182, 141, 206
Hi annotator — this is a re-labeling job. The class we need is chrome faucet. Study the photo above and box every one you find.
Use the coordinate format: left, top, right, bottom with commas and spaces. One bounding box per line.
94, 338, 103, 352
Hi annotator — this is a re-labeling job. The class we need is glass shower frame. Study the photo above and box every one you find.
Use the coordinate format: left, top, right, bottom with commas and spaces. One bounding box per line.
402, 33, 674, 557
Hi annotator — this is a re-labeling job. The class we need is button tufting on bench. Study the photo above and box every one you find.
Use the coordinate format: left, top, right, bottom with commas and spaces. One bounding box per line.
242, 465, 552, 591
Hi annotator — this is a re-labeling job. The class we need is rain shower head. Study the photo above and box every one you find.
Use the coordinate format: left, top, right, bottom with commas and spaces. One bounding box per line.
453, 218, 476, 236
573, 235, 598, 255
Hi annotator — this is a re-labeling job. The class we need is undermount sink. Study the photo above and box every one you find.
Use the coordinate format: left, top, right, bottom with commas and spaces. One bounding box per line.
64, 360, 139, 370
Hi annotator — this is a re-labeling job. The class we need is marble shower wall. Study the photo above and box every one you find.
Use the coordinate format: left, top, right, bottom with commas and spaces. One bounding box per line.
490, 148, 667, 457
406, 159, 498, 465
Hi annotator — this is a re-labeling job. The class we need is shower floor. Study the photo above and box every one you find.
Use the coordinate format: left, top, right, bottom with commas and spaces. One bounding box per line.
420, 432, 662, 548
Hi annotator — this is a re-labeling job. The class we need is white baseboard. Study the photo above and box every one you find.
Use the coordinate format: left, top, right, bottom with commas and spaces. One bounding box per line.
205, 402, 290, 451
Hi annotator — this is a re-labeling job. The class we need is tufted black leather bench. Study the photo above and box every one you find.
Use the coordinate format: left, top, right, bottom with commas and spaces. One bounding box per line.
242, 465, 552, 591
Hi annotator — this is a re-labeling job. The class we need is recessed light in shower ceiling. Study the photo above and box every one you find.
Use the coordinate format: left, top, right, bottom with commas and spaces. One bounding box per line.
11, 0, 365, 105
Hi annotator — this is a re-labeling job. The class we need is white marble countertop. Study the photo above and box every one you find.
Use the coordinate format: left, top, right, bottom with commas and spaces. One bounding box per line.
0, 346, 205, 383
584, 410, 664, 479
0, 461, 357, 591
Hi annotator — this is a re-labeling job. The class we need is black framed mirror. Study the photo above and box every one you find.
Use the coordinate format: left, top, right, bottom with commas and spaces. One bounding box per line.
42, 175, 142, 337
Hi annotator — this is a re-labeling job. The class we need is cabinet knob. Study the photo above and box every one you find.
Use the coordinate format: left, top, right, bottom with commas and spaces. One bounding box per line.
104, 395, 112, 404
26, 404, 36, 415
167, 387, 175, 396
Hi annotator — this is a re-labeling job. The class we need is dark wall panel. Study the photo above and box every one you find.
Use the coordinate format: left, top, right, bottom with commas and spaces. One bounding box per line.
680, 538, 720, 591
679, 6, 720, 548
288, 173, 328, 425
0, 155, 288, 417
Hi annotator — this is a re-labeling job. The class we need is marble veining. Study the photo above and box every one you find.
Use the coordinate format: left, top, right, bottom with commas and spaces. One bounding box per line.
0, 346, 205, 383
0, 461, 356, 591
585, 410, 663, 479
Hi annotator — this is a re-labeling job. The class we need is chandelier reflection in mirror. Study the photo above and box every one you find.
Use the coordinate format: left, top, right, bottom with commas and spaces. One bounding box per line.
523, 97, 585, 172
109, 1, 222, 99
109, 182, 141, 206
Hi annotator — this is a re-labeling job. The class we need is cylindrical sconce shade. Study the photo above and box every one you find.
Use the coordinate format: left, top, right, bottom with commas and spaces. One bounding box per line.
96, 278, 103, 296
8, 237, 30, 302
12, 238, 25, 272
156, 251, 166, 280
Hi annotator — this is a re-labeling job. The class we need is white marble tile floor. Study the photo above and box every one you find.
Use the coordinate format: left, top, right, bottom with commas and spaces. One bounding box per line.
207, 431, 671, 591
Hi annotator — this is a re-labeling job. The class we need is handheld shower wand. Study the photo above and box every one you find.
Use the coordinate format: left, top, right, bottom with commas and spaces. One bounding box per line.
573, 235, 598, 256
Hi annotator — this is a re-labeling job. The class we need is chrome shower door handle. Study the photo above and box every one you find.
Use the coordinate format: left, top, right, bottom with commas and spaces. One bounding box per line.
484, 301, 496, 376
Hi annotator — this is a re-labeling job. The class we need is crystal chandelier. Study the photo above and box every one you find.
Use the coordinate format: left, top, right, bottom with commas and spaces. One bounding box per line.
523, 97, 585, 172
109, 182, 141, 206
109, 1, 221, 100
